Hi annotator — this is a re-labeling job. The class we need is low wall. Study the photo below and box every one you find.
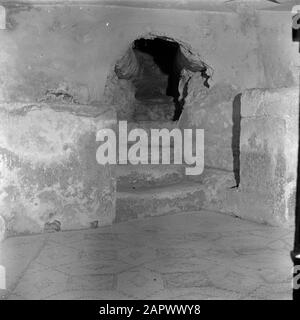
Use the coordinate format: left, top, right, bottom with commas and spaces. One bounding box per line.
0, 102, 116, 239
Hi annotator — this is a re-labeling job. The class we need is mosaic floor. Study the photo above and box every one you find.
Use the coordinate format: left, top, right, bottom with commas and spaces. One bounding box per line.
0, 210, 294, 300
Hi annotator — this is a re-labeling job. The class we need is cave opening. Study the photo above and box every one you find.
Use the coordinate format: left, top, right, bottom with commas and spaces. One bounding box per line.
132, 37, 184, 121
111, 36, 211, 122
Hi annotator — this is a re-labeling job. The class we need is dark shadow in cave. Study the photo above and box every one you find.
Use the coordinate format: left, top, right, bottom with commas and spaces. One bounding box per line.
231, 93, 241, 188
133, 38, 183, 121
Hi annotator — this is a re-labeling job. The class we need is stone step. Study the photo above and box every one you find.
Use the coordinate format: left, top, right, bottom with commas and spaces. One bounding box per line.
117, 141, 184, 165
115, 169, 236, 223
116, 164, 185, 189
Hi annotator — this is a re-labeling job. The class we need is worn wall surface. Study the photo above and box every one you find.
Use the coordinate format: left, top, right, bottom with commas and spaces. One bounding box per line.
0, 3, 298, 104
178, 80, 239, 173
0, 103, 116, 238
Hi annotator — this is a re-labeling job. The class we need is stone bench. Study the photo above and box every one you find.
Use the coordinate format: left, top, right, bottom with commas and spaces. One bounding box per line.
0, 102, 116, 240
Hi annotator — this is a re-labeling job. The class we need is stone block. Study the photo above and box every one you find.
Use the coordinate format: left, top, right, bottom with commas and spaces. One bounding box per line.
0, 102, 116, 238
237, 87, 298, 226
240, 117, 286, 193
223, 188, 295, 227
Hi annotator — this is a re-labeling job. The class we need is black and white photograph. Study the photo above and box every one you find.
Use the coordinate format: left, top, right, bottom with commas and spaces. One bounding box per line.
0, 0, 299, 307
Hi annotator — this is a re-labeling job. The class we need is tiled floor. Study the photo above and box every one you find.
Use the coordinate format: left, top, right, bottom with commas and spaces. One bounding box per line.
0, 210, 294, 300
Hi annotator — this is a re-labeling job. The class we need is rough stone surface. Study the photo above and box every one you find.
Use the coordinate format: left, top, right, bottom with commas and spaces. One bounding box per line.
236, 87, 298, 227
103, 68, 137, 120
179, 82, 239, 171
0, 215, 4, 242
116, 164, 185, 190
222, 189, 288, 226
0, 102, 116, 237
116, 182, 206, 222
241, 87, 299, 118
132, 98, 175, 122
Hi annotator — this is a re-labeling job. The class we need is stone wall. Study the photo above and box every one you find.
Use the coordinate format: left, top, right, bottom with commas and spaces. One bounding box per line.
0, 3, 298, 104
0, 102, 116, 239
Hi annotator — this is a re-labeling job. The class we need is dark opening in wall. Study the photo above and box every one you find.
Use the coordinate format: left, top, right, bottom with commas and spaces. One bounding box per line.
133, 38, 183, 121
232, 93, 241, 188
112, 35, 212, 122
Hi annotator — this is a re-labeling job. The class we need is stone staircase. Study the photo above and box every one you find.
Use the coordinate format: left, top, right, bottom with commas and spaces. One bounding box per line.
115, 120, 236, 223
